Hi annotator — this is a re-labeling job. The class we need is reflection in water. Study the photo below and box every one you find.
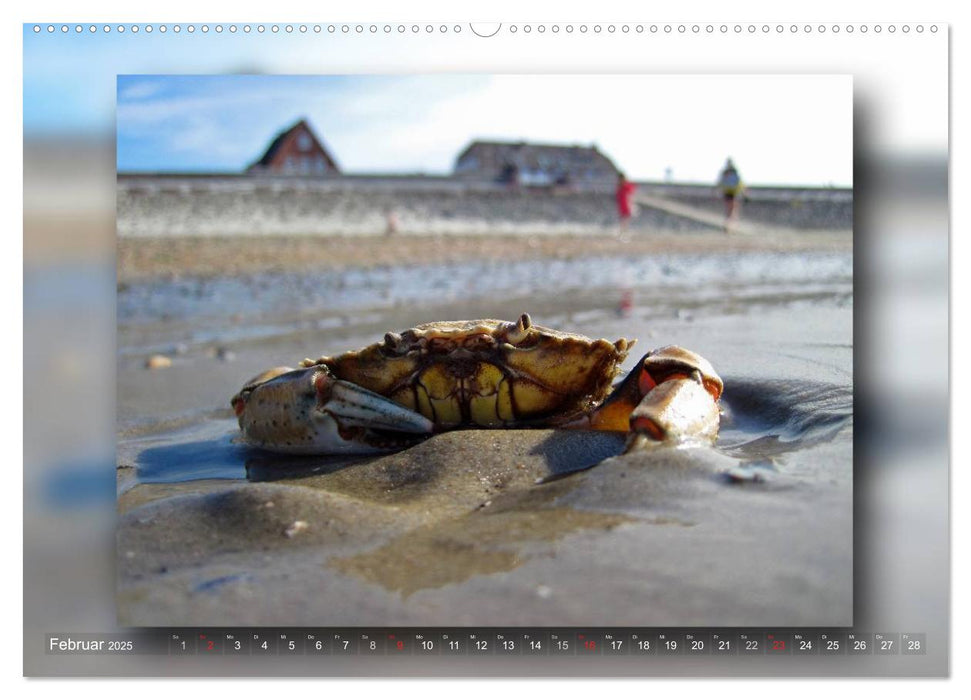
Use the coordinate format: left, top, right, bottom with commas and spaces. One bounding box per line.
118, 251, 852, 331
128, 420, 248, 483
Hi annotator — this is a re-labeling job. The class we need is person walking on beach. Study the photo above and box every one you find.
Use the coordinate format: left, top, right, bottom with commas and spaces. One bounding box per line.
718, 158, 745, 232
615, 172, 637, 232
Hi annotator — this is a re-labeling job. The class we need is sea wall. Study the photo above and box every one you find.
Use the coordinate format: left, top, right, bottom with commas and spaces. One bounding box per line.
117, 175, 852, 237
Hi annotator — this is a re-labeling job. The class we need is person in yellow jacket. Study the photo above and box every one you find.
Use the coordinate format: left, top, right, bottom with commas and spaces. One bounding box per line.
717, 158, 745, 232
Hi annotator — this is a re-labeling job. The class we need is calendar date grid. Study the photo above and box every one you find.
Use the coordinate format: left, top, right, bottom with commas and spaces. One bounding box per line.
49, 630, 926, 657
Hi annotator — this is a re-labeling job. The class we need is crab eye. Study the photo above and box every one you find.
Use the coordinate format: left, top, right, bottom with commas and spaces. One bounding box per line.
382, 332, 404, 356
505, 313, 533, 344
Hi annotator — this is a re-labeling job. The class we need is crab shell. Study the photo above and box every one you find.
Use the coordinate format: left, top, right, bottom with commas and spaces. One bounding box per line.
300, 315, 633, 429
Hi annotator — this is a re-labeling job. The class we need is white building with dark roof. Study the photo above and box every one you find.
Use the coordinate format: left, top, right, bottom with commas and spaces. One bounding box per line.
454, 140, 621, 187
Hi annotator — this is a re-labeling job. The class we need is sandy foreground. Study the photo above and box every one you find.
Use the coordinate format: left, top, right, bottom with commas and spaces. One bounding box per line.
116, 233, 853, 627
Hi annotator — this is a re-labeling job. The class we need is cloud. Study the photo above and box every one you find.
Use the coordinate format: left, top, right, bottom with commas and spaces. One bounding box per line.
117, 79, 163, 101
115, 75, 853, 185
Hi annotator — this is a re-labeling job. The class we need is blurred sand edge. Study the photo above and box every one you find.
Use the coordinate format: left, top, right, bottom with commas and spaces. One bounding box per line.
116, 230, 851, 284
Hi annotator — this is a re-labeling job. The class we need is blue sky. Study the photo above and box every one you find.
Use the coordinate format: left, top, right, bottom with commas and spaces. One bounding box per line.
116, 75, 493, 173
114, 73, 854, 184
25, 26, 865, 185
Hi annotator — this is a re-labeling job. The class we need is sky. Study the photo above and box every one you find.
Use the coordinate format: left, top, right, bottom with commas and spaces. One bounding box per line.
22, 22, 949, 186
22, 21, 946, 182
23, 21, 951, 187
115, 74, 853, 186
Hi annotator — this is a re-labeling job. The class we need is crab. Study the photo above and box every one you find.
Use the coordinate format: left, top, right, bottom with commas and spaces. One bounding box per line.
231, 314, 723, 455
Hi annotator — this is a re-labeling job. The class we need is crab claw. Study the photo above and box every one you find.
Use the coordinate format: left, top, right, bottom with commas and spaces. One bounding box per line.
232, 366, 434, 455
587, 346, 722, 447
626, 376, 720, 450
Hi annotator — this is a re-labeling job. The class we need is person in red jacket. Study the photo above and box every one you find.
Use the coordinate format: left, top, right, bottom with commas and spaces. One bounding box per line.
615, 172, 636, 231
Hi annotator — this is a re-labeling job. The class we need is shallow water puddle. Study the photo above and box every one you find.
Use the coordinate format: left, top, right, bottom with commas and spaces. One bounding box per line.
121, 418, 248, 483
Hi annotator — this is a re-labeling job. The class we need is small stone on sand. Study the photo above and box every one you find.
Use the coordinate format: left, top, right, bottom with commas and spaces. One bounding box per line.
284, 520, 309, 538
145, 355, 172, 370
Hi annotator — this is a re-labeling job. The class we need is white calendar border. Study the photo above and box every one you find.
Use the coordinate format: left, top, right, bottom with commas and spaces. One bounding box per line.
6, 0, 967, 696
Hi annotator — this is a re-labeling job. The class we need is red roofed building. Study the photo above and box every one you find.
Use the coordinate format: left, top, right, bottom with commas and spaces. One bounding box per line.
247, 119, 340, 176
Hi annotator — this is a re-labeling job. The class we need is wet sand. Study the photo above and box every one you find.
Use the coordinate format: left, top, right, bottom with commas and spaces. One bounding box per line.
116, 257, 853, 627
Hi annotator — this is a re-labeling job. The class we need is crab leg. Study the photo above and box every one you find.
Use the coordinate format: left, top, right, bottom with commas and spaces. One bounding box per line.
232, 366, 434, 454
586, 346, 723, 448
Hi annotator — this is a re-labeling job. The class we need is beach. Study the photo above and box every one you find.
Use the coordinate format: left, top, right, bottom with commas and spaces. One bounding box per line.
117, 229, 849, 284
115, 181, 853, 628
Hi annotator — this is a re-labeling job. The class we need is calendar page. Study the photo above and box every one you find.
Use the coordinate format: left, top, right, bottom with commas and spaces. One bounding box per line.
21, 9, 950, 679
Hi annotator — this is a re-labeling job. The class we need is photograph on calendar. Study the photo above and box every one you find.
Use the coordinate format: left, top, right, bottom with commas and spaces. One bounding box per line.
114, 73, 853, 628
